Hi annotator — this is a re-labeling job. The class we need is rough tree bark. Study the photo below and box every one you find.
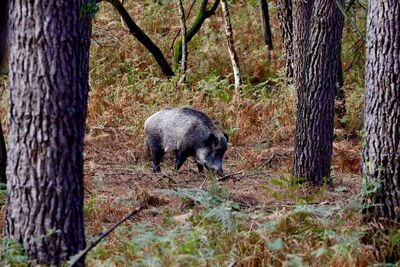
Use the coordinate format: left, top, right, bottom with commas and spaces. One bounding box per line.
362, 0, 400, 221
259, 0, 273, 49
173, 0, 220, 68
292, 0, 314, 93
276, 0, 293, 78
293, 0, 345, 185
0, 0, 7, 184
5, 0, 92, 264
177, 0, 187, 83
221, 0, 242, 92
97, 0, 175, 77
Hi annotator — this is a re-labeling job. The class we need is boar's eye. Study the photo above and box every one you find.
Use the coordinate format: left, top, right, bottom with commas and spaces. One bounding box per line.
206, 133, 219, 147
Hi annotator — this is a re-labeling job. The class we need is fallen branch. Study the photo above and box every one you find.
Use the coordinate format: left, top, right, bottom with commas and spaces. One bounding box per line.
68, 203, 147, 266
217, 170, 244, 182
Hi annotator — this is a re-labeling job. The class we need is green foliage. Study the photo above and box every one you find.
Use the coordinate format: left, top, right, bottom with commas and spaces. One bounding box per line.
0, 239, 28, 266
80, 0, 99, 19
0, 182, 6, 206
84, 181, 400, 265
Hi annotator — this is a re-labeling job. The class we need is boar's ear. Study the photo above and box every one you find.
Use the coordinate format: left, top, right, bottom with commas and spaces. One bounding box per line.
223, 133, 229, 142
206, 133, 219, 147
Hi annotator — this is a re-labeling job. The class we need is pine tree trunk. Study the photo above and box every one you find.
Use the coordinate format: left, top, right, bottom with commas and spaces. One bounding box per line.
292, 0, 314, 93
363, 0, 400, 221
293, 0, 345, 185
5, 0, 92, 264
277, 0, 293, 78
259, 0, 273, 49
221, 0, 242, 92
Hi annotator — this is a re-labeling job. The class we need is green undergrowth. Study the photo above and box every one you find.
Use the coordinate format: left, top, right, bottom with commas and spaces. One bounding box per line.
1, 182, 400, 266
83, 182, 399, 266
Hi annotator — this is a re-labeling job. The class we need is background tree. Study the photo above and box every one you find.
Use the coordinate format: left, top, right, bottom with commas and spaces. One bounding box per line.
293, 0, 345, 185
335, 50, 346, 125
4, 0, 93, 264
277, 0, 293, 78
221, 0, 242, 92
259, 0, 273, 49
97, 0, 175, 77
173, 0, 220, 68
362, 0, 400, 221
177, 0, 188, 83
0, 0, 7, 184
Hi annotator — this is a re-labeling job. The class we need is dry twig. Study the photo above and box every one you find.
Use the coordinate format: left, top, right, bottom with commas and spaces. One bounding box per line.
68, 203, 147, 266
217, 171, 244, 182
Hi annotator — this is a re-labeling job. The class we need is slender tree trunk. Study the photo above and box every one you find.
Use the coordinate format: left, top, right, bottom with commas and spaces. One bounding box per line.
293, 0, 345, 185
177, 0, 187, 83
259, 0, 273, 49
173, 0, 220, 68
276, 0, 293, 78
221, 0, 242, 92
5, 0, 92, 264
335, 47, 346, 125
0, 0, 7, 184
362, 0, 400, 221
0, 0, 7, 72
98, 0, 174, 77
0, 122, 6, 184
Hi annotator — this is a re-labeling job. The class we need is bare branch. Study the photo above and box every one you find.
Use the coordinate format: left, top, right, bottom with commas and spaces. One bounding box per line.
68, 204, 147, 267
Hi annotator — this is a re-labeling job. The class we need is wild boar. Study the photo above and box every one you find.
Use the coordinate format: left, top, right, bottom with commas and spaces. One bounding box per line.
144, 107, 228, 175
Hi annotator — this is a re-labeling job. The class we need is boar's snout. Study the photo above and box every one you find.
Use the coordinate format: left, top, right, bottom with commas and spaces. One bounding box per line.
204, 163, 224, 176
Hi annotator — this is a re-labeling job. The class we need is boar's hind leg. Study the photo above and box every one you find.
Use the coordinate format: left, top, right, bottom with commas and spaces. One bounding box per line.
175, 150, 189, 170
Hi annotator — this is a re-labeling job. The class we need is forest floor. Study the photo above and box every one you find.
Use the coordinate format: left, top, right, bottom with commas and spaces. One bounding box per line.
2, 0, 399, 265
83, 127, 362, 235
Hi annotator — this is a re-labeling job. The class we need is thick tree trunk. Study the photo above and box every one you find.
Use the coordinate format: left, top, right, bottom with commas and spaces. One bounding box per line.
221, 0, 242, 92
5, 0, 91, 264
259, 0, 273, 49
362, 0, 400, 221
292, 0, 314, 94
293, 0, 345, 185
277, 0, 293, 78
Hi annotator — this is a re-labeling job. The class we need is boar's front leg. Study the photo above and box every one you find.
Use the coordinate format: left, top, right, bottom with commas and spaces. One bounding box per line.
148, 140, 164, 172
197, 163, 204, 172
151, 149, 164, 172
175, 150, 189, 170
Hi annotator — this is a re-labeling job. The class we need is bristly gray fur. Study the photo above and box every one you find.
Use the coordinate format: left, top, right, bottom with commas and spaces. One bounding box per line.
144, 107, 228, 173
145, 107, 223, 152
